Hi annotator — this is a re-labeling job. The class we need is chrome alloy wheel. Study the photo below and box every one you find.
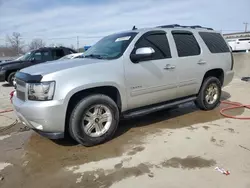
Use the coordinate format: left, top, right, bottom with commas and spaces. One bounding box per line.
205, 83, 219, 105
12, 76, 16, 87
82, 105, 113, 137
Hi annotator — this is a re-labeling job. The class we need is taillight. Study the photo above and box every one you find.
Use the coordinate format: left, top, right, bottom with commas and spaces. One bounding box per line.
10, 90, 15, 103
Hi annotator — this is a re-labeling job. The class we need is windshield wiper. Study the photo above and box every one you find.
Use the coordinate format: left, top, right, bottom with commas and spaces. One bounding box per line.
84, 54, 108, 59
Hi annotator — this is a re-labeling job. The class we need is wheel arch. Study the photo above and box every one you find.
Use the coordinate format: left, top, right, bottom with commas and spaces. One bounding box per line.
5, 70, 18, 81
201, 68, 224, 88
64, 84, 123, 135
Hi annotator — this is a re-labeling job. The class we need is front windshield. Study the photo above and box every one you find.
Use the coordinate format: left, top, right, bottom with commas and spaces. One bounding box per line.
15, 55, 24, 60
17, 52, 33, 61
83, 32, 137, 60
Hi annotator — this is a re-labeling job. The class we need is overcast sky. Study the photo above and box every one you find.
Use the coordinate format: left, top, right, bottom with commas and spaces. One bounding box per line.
0, 0, 249, 47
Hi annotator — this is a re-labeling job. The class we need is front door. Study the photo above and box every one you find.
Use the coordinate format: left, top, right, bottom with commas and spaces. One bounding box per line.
124, 31, 178, 110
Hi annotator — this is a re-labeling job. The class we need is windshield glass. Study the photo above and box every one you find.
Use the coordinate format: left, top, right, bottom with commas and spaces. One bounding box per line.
17, 52, 33, 61
83, 32, 137, 60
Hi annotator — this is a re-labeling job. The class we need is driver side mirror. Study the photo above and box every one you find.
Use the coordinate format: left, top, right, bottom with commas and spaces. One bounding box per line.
130, 47, 155, 63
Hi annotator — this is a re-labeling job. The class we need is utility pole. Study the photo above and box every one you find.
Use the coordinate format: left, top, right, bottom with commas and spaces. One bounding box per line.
17, 35, 19, 55
77, 36, 79, 52
243, 22, 249, 32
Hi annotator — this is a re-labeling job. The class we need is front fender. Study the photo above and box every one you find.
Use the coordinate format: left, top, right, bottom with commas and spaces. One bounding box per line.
61, 82, 127, 113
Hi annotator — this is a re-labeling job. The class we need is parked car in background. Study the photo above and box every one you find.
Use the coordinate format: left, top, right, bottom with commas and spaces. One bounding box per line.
59, 52, 84, 60
12, 24, 234, 146
227, 38, 250, 51
0, 46, 76, 86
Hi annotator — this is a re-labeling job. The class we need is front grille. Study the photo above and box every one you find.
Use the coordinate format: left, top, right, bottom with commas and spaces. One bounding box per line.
16, 79, 26, 87
15, 78, 26, 101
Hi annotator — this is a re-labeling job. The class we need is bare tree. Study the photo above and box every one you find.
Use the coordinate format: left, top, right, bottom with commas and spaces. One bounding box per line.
29, 38, 46, 50
56, 43, 63, 47
49, 43, 56, 47
49, 43, 63, 47
69, 44, 75, 50
6, 32, 24, 55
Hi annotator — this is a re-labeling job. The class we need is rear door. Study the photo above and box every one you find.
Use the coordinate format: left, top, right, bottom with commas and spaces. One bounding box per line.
171, 30, 206, 98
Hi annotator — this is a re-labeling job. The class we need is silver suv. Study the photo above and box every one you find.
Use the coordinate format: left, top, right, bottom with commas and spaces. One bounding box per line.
12, 24, 234, 146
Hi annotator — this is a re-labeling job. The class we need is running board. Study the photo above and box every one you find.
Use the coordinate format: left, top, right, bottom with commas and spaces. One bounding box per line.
122, 96, 197, 119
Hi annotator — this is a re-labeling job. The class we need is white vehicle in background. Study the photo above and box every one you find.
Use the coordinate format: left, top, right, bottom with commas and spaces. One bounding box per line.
227, 38, 250, 51
59, 52, 84, 60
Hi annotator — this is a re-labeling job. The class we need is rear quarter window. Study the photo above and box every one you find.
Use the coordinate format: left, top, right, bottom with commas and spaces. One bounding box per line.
199, 32, 230, 53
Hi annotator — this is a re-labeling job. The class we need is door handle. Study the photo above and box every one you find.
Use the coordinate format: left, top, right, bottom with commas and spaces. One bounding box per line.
164, 64, 175, 70
197, 60, 206, 65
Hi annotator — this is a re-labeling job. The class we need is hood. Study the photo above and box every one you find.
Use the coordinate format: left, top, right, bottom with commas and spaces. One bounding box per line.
21, 58, 105, 75
0, 60, 22, 66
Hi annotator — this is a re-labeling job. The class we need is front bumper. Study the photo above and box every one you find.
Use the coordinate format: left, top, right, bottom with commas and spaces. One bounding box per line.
0, 70, 6, 82
12, 93, 66, 139
33, 129, 64, 139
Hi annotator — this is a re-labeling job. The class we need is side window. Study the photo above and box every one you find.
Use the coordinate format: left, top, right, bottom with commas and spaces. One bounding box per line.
52, 49, 65, 60
33, 52, 42, 61
133, 33, 171, 61
199, 32, 230, 53
42, 51, 51, 61
172, 31, 200, 57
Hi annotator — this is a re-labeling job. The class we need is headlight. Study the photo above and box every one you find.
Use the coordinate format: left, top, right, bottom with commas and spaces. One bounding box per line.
28, 81, 55, 101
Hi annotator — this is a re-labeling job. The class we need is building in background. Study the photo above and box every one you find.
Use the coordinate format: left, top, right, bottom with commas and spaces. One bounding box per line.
223, 32, 250, 39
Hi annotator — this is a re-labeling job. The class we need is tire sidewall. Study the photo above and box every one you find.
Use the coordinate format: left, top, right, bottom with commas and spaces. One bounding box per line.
69, 95, 119, 146
7, 72, 16, 86
200, 77, 222, 110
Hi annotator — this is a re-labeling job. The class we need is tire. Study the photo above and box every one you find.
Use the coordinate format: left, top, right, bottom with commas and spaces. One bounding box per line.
69, 94, 119, 146
7, 72, 16, 86
195, 77, 222, 111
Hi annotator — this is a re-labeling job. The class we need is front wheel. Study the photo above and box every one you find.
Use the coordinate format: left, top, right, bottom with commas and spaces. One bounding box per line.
195, 77, 222, 111
69, 94, 119, 146
7, 72, 16, 86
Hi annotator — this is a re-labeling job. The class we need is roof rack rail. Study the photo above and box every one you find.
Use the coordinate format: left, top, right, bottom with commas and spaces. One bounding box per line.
156, 24, 213, 30
156, 24, 181, 28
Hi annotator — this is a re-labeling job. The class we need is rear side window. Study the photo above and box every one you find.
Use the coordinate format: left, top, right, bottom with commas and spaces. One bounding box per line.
42, 51, 51, 61
199, 32, 230, 53
52, 49, 65, 60
172, 31, 200, 57
133, 32, 171, 61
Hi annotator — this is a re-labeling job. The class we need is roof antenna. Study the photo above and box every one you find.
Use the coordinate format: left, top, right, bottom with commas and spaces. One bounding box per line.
132, 25, 137, 30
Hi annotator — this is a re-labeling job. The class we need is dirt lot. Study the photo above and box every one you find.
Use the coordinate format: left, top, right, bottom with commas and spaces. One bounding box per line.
0, 53, 250, 188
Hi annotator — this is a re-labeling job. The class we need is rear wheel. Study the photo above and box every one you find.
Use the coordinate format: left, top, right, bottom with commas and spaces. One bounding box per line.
195, 77, 222, 110
69, 94, 119, 146
7, 72, 16, 86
